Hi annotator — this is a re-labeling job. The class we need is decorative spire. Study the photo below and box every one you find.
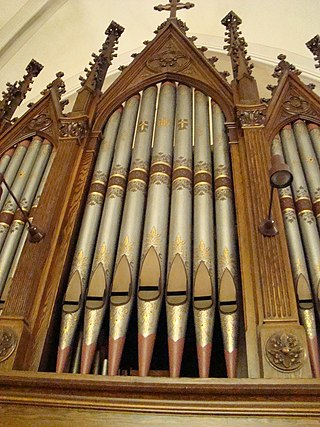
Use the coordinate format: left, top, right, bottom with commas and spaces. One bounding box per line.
272, 54, 301, 81
306, 35, 320, 69
41, 71, 69, 111
79, 21, 124, 91
221, 10, 254, 81
0, 59, 43, 124
154, 0, 194, 34
72, 20, 124, 114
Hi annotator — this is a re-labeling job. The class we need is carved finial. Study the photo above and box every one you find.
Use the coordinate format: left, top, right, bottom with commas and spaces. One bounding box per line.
41, 71, 69, 110
78, 21, 124, 92
272, 54, 301, 80
221, 10, 254, 80
154, 0, 193, 34
0, 58, 43, 124
154, 0, 194, 19
306, 35, 320, 69
72, 21, 124, 115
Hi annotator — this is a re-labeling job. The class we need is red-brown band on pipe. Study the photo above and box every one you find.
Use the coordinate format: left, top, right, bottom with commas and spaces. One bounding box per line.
89, 182, 106, 197
128, 168, 148, 184
108, 174, 127, 190
172, 167, 192, 182
0, 211, 14, 226
194, 171, 212, 186
295, 197, 313, 214
313, 200, 320, 218
214, 176, 232, 191
280, 196, 295, 211
150, 162, 171, 177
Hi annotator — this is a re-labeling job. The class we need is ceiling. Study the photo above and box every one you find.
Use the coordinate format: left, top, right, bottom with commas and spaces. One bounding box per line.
0, 0, 320, 117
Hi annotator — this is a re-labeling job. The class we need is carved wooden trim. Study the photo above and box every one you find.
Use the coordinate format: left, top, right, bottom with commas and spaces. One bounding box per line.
0, 372, 319, 418
93, 21, 234, 132
265, 72, 320, 142
237, 104, 267, 128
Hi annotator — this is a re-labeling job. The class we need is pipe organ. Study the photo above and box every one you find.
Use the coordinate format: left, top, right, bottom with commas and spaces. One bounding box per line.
0, 3, 319, 425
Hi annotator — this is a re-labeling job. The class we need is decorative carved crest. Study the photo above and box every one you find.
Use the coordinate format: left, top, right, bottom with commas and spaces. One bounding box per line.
306, 34, 320, 69
59, 117, 88, 142
28, 112, 53, 131
78, 21, 124, 92
221, 11, 254, 81
237, 104, 267, 128
265, 332, 304, 372
0, 327, 17, 363
146, 42, 190, 73
0, 59, 43, 125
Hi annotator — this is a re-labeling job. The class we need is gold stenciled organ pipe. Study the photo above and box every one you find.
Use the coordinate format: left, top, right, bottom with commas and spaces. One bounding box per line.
212, 102, 239, 379
293, 120, 320, 231
107, 86, 157, 376
308, 123, 320, 165
166, 84, 192, 378
272, 135, 320, 378
0, 139, 52, 297
0, 136, 42, 250
79, 95, 139, 374
138, 82, 176, 377
3, 150, 55, 291
281, 124, 320, 317
193, 90, 215, 378
0, 141, 29, 211
56, 107, 123, 373
0, 148, 14, 177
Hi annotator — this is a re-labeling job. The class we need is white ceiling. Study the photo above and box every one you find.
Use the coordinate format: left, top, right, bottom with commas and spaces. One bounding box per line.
0, 0, 320, 116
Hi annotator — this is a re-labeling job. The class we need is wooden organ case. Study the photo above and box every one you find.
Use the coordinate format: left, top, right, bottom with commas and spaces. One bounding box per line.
0, 4, 319, 425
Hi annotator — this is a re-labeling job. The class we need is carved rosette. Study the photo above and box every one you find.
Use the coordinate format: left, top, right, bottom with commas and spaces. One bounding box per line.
282, 95, 311, 115
28, 112, 52, 131
59, 118, 88, 141
265, 332, 305, 372
146, 42, 190, 73
237, 105, 266, 128
0, 327, 17, 363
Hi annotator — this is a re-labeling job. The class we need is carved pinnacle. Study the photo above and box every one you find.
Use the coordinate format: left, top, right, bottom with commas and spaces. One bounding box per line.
306, 34, 320, 69
221, 10, 254, 80
272, 53, 301, 80
0, 59, 43, 123
79, 20, 124, 92
41, 71, 69, 111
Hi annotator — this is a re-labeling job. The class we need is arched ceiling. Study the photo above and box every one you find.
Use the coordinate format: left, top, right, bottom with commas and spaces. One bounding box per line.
0, 0, 319, 116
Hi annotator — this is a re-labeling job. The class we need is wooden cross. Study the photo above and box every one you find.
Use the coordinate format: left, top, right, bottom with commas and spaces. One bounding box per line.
154, 0, 195, 19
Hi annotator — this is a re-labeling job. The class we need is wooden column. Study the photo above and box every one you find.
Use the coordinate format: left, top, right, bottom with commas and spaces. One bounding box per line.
0, 116, 100, 372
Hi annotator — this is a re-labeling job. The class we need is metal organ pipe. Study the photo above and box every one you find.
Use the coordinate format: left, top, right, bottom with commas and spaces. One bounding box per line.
56, 106, 124, 373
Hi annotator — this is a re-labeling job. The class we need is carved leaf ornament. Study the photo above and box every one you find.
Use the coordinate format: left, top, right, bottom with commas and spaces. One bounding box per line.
266, 332, 304, 372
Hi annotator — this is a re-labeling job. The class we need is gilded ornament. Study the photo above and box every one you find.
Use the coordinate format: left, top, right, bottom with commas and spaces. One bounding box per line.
0, 327, 17, 363
146, 227, 161, 248
138, 121, 149, 132
177, 119, 189, 130
283, 96, 310, 115
266, 332, 304, 372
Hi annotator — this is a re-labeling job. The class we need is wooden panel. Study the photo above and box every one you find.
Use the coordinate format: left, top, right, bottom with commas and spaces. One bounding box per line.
0, 372, 319, 424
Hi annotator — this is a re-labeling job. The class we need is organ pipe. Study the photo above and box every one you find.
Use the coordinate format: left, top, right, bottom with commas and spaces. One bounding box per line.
56, 107, 123, 373
212, 102, 240, 378
193, 90, 215, 378
272, 134, 320, 378
138, 82, 176, 376
166, 84, 193, 378
107, 86, 157, 376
